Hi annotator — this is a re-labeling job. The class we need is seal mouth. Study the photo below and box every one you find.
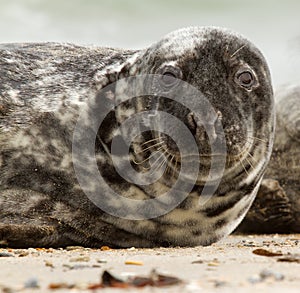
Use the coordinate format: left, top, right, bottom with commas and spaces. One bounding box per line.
133, 133, 257, 182
158, 133, 254, 163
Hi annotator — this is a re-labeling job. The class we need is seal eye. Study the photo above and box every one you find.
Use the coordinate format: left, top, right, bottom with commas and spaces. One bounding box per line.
235, 69, 256, 90
238, 71, 253, 86
161, 72, 177, 87
158, 65, 182, 89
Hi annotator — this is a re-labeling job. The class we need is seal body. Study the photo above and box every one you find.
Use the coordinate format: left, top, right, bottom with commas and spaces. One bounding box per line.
0, 27, 274, 248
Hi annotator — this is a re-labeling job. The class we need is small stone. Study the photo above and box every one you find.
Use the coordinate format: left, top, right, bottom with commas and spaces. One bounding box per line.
45, 260, 54, 268
191, 260, 204, 264
96, 259, 107, 264
260, 269, 284, 281
71, 264, 90, 270
125, 260, 144, 265
18, 251, 29, 257
207, 261, 219, 266
100, 246, 111, 251
2, 286, 15, 293
0, 252, 14, 257
248, 274, 262, 284
69, 256, 90, 262
24, 277, 39, 288
74, 282, 89, 290
127, 247, 136, 251
65, 246, 84, 251
214, 280, 227, 287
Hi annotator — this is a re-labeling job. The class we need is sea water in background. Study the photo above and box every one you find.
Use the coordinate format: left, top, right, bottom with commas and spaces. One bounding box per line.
0, 0, 299, 88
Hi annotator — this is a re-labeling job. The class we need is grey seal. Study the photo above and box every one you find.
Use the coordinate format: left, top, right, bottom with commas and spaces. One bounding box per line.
237, 85, 300, 233
0, 27, 274, 248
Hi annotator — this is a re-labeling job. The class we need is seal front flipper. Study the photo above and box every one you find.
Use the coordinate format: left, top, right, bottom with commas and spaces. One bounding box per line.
0, 188, 77, 248
0, 224, 74, 248
0, 188, 158, 248
235, 179, 295, 233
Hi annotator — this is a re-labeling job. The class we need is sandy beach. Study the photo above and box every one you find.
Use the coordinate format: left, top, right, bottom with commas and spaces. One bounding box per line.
0, 234, 299, 292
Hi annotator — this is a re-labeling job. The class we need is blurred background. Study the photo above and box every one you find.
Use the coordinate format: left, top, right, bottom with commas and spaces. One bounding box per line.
0, 0, 299, 89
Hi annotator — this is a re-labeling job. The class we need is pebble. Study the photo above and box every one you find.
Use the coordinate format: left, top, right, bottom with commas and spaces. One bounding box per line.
100, 246, 111, 251
1, 287, 15, 293
69, 256, 91, 262
24, 277, 39, 288
45, 260, 54, 268
125, 260, 143, 265
0, 252, 14, 257
207, 261, 219, 267
248, 269, 285, 284
18, 251, 29, 257
96, 259, 108, 263
260, 269, 285, 281
248, 274, 262, 284
191, 259, 204, 264
127, 247, 136, 251
69, 264, 91, 270
241, 240, 260, 247
65, 246, 85, 251
213, 280, 227, 287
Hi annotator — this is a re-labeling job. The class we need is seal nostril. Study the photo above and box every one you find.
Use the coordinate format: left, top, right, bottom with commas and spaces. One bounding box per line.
187, 111, 220, 143
187, 112, 197, 134
216, 110, 223, 122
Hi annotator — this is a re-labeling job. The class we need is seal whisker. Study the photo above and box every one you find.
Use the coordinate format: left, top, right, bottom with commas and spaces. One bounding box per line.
140, 137, 161, 147
148, 150, 169, 175
161, 151, 171, 175
247, 135, 268, 144
239, 155, 249, 175
163, 153, 173, 175
134, 141, 164, 155
166, 154, 176, 175
230, 44, 246, 58
246, 150, 260, 165
244, 155, 255, 171
132, 147, 164, 165
141, 148, 167, 171
171, 157, 179, 177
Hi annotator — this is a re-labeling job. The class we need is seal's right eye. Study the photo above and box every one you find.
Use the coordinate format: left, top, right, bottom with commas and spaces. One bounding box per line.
234, 67, 258, 90
238, 71, 254, 87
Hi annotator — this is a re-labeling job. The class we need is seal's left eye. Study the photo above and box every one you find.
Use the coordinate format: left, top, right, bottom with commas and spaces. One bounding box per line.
158, 65, 182, 89
162, 72, 177, 86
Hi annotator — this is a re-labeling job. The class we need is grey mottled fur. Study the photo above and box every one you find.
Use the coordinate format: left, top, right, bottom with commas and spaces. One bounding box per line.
0, 27, 274, 248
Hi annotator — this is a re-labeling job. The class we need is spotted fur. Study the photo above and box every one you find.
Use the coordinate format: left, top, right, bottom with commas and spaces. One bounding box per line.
0, 27, 274, 248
